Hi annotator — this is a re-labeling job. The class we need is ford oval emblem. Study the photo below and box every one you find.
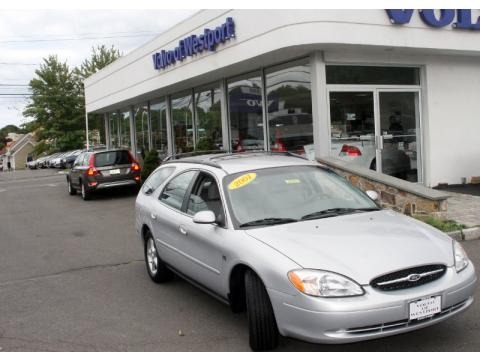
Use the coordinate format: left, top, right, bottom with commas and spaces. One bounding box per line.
407, 274, 421, 282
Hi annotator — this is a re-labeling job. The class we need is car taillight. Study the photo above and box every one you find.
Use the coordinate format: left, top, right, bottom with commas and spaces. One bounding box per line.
340, 145, 362, 157
131, 162, 140, 172
86, 153, 98, 176
86, 167, 98, 176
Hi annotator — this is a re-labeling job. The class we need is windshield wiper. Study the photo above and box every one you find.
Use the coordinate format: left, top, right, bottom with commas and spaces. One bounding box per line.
301, 207, 379, 221
239, 217, 298, 228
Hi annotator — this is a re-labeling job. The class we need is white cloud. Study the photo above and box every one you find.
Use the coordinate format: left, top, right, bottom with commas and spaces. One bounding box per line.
0, 9, 196, 129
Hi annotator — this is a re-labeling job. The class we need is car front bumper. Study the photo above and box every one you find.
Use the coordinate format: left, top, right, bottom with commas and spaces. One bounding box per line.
269, 262, 476, 344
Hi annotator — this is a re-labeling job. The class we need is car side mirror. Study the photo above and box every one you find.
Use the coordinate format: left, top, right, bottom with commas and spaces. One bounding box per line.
193, 210, 216, 224
366, 190, 379, 201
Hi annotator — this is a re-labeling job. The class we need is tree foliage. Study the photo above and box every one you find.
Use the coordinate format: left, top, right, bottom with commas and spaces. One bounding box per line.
22, 45, 121, 153
75, 45, 121, 79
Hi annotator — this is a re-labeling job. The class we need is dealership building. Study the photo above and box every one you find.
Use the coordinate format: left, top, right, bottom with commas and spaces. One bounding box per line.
84, 9, 480, 189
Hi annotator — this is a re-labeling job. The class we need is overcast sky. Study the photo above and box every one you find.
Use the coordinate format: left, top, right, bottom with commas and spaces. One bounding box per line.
0, 9, 196, 129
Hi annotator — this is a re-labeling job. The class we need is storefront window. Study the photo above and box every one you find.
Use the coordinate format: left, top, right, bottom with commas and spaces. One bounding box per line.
326, 66, 420, 85
266, 60, 313, 155
134, 104, 149, 162
109, 112, 122, 149
119, 109, 131, 149
171, 92, 194, 154
194, 86, 222, 151
150, 99, 168, 159
228, 73, 264, 152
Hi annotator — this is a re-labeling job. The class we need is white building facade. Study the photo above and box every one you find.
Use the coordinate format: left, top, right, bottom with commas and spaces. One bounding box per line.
84, 9, 480, 188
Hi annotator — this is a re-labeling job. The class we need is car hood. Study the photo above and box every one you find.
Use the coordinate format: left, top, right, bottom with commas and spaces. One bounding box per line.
245, 210, 454, 284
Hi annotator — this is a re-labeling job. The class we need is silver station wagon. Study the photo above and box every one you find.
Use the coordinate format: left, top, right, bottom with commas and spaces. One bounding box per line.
134, 152, 476, 351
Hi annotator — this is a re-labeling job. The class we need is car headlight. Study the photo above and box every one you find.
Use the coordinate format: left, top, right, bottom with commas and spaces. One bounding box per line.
454, 241, 469, 272
288, 269, 364, 297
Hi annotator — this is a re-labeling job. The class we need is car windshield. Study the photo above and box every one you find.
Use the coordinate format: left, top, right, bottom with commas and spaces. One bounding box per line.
94, 150, 131, 167
223, 165, 379, 228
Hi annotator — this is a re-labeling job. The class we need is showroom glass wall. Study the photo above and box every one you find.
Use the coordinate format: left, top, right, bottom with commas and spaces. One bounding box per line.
134, 103, 149, 162
265, 59, 312, 155
326, 65, 422, 182
105, 57, 313, 159
150, 99, 169, 159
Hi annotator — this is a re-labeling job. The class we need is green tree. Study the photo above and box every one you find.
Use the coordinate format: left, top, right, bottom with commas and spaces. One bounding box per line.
22, 46, 121, 152
23, 55, 84, 152
75, 45, 121, 79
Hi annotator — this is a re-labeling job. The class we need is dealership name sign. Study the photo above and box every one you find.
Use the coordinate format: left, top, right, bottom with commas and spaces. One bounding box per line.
386, 9, 480, 30
152, 17, 235, 70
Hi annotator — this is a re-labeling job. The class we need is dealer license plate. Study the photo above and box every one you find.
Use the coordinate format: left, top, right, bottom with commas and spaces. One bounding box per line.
110, 169, 121, 175
409, 296, 441, 320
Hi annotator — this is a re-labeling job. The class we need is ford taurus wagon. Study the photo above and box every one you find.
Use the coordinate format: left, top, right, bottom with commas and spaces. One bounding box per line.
134, 152, 476, 351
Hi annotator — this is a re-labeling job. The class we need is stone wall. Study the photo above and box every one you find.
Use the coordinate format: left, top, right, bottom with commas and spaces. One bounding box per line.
316, 156, 449, 218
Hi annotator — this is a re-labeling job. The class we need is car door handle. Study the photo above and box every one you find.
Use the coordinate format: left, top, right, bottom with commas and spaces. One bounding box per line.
150, 213, 157, 220
179, 225, 188, 236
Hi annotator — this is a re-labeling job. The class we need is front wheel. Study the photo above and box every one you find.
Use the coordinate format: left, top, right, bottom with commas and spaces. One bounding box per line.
144, 232, 173, 283
245, 270, 279, 351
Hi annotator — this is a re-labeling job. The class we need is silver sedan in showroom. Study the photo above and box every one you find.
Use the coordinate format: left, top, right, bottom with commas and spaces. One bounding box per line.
135, 152, 476, 351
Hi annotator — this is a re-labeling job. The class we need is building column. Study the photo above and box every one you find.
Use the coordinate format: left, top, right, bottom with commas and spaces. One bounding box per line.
104, 113, 110, 149
129, 106, 136, 158
147, 102, 152, 151
85, 111, 90, 150
219, 79, 230, 151
310, 51, 330, 158
165, 95, 174, 157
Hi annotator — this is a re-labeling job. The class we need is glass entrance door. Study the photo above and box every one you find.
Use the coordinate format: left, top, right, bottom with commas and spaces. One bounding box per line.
378, 91, 421, 182
329, 89, 422, 183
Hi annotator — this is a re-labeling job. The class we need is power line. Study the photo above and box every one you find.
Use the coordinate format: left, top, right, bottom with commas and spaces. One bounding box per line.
0, 33, 157, 44
0, 62, 37, 65
0, 30, 160, 41
0, 84, 30, 87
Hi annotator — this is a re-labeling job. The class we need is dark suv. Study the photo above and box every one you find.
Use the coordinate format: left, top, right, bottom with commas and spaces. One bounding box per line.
66, 149, 142, 200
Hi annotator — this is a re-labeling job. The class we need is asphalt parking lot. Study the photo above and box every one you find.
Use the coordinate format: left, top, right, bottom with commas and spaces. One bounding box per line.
0, 169, 479, 351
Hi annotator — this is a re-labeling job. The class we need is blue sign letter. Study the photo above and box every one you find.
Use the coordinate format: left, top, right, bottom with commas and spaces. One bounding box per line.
386, 9, 414, 24
419, 9, 455, 27
455, 9, 480, 30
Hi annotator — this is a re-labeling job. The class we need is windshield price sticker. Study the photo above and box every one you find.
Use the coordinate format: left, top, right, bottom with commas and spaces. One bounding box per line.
228, 173, 257, 190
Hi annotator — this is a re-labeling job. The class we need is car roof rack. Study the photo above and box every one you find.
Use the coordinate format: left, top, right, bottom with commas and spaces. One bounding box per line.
163, 150, 309, 169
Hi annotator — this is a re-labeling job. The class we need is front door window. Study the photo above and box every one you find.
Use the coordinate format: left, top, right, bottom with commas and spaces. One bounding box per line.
330, 92, 376, 170
379, 92, 420, 182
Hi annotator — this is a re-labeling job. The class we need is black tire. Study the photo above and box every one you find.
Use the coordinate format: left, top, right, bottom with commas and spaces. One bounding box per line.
67, 178, 77, 195
144, 231, 173, 283
80, 181, 91, 201
245, 270, 279, 351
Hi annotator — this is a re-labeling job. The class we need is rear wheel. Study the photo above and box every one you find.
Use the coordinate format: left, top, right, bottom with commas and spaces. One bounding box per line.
245, 270, 279, 351
67, 178, 77, 195
80, 181, 91, 201
144, 232, 173, 283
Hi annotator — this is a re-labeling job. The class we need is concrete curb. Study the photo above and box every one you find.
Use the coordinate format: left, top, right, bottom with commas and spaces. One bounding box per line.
447, 226, 480, 241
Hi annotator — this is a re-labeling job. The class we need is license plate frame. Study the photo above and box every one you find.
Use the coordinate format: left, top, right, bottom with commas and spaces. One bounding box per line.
409, 295, 442, 321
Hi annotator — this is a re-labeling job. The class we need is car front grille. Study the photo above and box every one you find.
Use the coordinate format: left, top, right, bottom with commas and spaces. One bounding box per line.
370, 264, 447, 291
343, 299, 469, 336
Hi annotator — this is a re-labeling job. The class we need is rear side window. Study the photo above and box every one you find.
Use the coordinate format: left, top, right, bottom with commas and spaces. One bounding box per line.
94, 151, 131, 167
142, 167, 175, 195
159, 171, 197, 211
